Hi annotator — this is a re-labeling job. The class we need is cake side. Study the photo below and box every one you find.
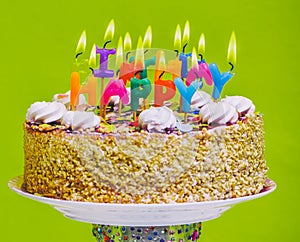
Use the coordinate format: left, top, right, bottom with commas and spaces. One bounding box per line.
23, 114, 268, 204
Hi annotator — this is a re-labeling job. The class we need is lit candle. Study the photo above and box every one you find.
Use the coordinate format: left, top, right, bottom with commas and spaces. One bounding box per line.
186, 39, 213, 86
210, 31, 236, 100
140, 26, 156, 79
154, 51, 176, 107
79, 44, 98, 106
130, 37, 151, 113
119, 32, 135, 86
168, 25, 182, 80
70, 31, 87, 108
100, 79, 129, 106
100, 37, 129, 110
94, 19, 116, 78
179, 21, 192, 78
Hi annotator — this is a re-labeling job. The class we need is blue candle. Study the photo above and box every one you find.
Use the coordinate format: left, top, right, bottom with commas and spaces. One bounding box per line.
209, 63, 234, 100
174, 77, 202, 113
179, 52, 192, 78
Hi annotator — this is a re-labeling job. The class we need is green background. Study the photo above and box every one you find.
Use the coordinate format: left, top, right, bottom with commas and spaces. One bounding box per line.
1, 0, 299, 241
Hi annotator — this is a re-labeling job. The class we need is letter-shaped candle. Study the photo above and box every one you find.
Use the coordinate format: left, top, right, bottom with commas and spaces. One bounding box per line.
186, 48, 213, 86
130, 76, 152, 111
79, 76, 97, 106
174, 77, 202, 113
94, 46, 116, 78
210, 31, 236, 100
180, 21, 191, 78
101, 78, 129, 106
94, 20, 116, 78
209, 63, 233, 99
70, 72, 81, 107
154, 51, 176, 106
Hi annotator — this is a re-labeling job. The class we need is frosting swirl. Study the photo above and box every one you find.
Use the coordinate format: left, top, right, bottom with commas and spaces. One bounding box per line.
221, 96, 255, 115
52, 91, 86, 107
199, 102, 238, 125
139, 106, 176, 132
62, 111, 100, 130
191, 90, 213, 111
26, 101, 67, 124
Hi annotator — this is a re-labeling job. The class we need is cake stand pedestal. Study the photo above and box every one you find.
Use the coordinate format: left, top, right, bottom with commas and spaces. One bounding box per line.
9, 176, 276, 242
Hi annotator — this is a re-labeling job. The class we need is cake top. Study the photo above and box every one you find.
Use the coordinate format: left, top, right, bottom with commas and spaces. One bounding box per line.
25, 20, 257, 134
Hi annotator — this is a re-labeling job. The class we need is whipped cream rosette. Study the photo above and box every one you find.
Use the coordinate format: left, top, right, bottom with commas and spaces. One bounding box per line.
138, 106, 177, 132
26, 101, 67, 124
53, 91, 86, 110
199, 102, 239, 125
221, 96, 255, 115
61, 111, 100, 130
191, 90, 213, 111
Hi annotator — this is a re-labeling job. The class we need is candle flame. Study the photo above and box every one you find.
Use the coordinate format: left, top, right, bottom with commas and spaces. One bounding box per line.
191, 47, 199, 69
103, 19, 115, 42
75, 30, 86, 56
116, 36, 123, 67
88, 44, 97, 69
227, 31, 236, 66
134, 36, 144, 70
182, 20, 190, 47
124, 32, 132, 52
143, 25, 152, 49
174, 24, 181, 51
158, 51, 166, 71
198, 33, 205, 56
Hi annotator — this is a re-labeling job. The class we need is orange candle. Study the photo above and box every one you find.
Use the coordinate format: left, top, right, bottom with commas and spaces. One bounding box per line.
154, 51, 176, 107
79, 76, 97, 106
70, 72, 81, 108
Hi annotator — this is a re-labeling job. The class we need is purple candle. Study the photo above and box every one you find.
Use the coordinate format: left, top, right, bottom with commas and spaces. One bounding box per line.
94, 46, 116, 78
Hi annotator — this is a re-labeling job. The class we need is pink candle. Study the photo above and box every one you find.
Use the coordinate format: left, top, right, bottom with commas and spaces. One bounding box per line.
186, 47, 213, 87
100, 78, 129, 106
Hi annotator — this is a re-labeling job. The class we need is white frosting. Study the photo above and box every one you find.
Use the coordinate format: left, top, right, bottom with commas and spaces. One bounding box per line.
26, 101, 67, 124
52, 91, 86, 106
222, 96, 255, 114
199, 102, 238, 125
191, 90, 213, 111
62, 111, 100, 130
138, 106, 177, 132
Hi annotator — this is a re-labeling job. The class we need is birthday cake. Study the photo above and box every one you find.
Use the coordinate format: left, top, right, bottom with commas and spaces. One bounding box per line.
22, 21, 269, 204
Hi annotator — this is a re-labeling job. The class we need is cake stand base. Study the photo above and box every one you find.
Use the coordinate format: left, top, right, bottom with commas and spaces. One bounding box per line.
92, 223, 202, 242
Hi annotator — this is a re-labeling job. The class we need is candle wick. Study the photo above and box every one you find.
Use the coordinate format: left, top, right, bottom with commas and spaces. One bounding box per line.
198, 54, 203, 61
126, 51, 131, 61
182, 43, 188, 53
174, 50, 179, 57
159, 71, 165, 79
103, 40, 112, 48
144, 49, 149, 55
134, 70, 143, 77
116, 69, 120, 77
229, 62, 234, 72
89, 67, 94, 74
75, 52, 83, 59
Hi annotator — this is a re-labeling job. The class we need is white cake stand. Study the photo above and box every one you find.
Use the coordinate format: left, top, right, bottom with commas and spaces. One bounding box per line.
9, 176, 276, 241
